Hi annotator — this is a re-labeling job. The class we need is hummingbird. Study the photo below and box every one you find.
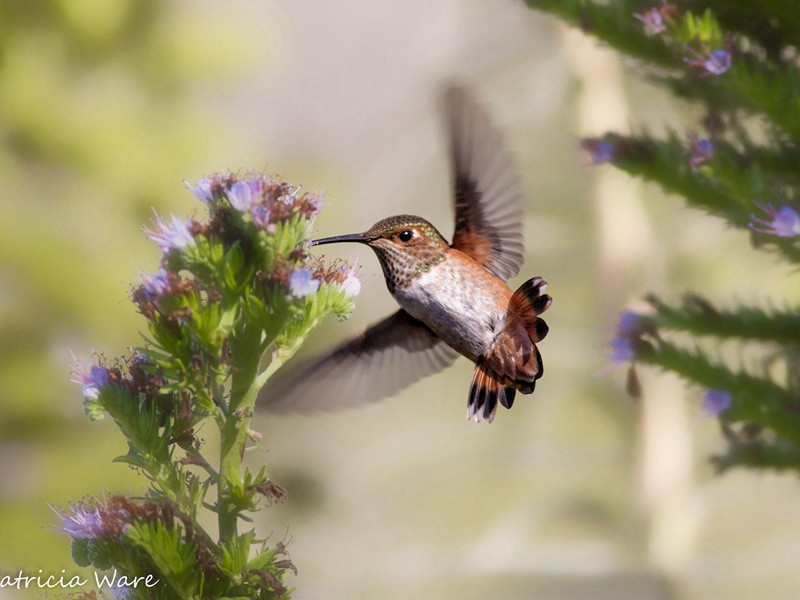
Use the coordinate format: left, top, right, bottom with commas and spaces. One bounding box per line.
257, 86, 551, 423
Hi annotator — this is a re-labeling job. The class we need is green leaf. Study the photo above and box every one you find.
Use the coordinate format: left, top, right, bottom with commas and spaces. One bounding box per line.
217, 532, 255, 576
125, 520, 201, 597
87, 540, 114, 571
247, 547, 278, 571
112, 454, 149, 469
71, 538, 91, 568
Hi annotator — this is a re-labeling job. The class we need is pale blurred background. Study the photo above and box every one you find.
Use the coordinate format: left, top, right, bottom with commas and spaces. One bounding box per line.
1, 1, 799, 599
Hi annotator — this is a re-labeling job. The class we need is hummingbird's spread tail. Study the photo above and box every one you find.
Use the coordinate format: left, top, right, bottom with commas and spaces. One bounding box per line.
467, 362, 516, 423
467, 277, 552, 423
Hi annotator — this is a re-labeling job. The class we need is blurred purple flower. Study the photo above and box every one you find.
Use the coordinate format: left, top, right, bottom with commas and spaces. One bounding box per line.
251, 204, 271, 228
71, 358, 110, 400
686, 48, 731, 76
59, 505, 104, 540
131, 351, 149, 367
609, 337, 635, 365
598, 311, 646, 374
289, 268, 320, 297
307, 196, 324, 216
687, 136, 714, 170
702, 389, 731, 417
582, 139, 615, 165
186, 178, 213, 205
634, 7, 667, 35
107, 585, 132, 600
228, 178, 263, 211
144, 213, 195, 253
749, 203, 800, 238
616, 311, 643, 338
141, 268, 170, 300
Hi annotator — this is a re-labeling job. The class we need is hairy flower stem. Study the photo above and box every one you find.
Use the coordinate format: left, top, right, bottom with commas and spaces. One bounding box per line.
255, 344, 297, 390
218, 322, 262, 542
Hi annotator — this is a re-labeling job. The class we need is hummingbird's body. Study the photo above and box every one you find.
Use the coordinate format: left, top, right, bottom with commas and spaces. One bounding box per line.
258, 86, 552, 422
392, 246, 510, 362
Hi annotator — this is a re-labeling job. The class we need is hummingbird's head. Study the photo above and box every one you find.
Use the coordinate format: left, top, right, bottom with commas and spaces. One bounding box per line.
312, 215, 449, 292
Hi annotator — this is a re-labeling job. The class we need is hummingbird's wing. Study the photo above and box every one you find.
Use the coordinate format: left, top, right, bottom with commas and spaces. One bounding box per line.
256, 309, 460, 413
446, 86, 525, 281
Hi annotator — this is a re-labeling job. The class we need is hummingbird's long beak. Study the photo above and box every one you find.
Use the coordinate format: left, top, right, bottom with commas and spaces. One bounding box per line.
311, 233, 377, 246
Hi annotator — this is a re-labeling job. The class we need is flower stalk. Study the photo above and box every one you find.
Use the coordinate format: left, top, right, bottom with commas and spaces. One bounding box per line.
527, 0, 800, 473
65, 172, 360, 598
218, 322, 261, 542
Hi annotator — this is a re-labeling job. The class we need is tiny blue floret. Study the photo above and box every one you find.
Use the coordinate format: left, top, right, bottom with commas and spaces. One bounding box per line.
289, 268, 320, 297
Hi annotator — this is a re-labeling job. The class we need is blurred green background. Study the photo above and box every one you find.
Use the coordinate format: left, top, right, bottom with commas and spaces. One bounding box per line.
1, 1, 799, 599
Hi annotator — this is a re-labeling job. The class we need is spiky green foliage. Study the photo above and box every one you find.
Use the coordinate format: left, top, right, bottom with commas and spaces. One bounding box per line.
526, 0, 800, 472
63, 173, 360, 598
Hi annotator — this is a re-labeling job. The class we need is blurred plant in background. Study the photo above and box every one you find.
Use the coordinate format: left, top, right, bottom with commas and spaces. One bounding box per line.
527, 0, 800, 472
0, 0, 269, 575
64, 173, 358, 598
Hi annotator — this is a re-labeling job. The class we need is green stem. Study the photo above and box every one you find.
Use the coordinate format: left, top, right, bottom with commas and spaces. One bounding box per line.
255, 349, 291, 390
218, 322, 262, 543
255, 313, 329, 389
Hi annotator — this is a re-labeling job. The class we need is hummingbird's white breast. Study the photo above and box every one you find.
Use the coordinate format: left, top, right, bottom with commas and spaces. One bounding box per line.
392, 257, 511, 362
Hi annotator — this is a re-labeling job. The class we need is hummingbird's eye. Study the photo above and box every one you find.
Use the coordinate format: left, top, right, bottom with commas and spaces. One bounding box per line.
398, 229, 415, 242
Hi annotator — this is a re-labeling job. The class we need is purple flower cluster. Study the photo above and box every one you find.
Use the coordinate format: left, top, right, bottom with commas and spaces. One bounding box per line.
56, 496, 184, 547
634, 7, 668, 35
685, 48, 731, 76
228, 179, 264, 212
141, 268, 170, 300
132, 173, 358, 317
749, 203, 800, 238
299, 257, 363, 301
607, 311, 647, 368
71, 352, 168, 415
143, 213, 195, 254
610, 337, 635, 364
615, 310, 643, 338
185, 173, 324, 229
702, 389, 731, 417
582, 139, 615, 165
251, 204, 271, 228
55, 495, 261, 590
70, 358, 110, 401
108, 585, 133, 600
146, 174, 330, 257
686, 135, 714, 170
633, 4, 679, 36
186, 178, 213, 205
58, 504, 105, 540
265, 263, 362, 303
